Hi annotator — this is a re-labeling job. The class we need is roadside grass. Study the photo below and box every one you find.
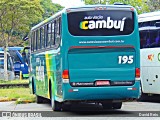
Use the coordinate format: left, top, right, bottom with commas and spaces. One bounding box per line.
0, 87, 36, 104
0, 79, 29, 84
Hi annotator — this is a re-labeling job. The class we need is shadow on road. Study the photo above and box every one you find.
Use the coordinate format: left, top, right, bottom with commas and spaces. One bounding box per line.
61, 103, 134, 117
138, 94, 160, 103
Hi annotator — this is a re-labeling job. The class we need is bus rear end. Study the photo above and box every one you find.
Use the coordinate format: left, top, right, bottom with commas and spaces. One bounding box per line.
61, 5, 140, 109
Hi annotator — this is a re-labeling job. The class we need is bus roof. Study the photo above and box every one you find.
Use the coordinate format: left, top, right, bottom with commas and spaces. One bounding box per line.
138, 11, 160, 22
31, 4, 134, 31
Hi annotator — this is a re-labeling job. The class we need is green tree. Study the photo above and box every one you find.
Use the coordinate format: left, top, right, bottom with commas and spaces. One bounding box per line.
147, 0, 160, 12
84, 0, 150, 14
0, 0, 44, 46
84, 0, 107, 4
0, 0, 43, 80
108, 0, 149, 14
40, 0, 64, 20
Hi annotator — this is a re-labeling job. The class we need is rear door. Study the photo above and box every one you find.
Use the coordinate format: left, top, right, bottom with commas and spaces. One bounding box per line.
68, 47, 135, 86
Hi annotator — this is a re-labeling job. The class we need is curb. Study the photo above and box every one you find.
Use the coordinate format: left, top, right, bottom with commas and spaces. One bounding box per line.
16, 98, 35, 104
0, 98, 35, 104
0, 98, 17, 102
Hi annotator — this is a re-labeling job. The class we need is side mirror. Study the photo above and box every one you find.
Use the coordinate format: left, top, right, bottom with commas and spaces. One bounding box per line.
23, 37, 29, 41
23, 34, 29, 41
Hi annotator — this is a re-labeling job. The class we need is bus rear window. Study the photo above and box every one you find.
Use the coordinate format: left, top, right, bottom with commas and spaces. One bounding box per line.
67, 10, 134, 36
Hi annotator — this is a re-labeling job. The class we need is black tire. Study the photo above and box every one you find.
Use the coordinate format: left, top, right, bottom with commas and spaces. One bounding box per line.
102, 101, 112, 109
32, 80, 35, 94
50, 86, 62, 111
36, 95, 44, 104
112, 102, 122, 109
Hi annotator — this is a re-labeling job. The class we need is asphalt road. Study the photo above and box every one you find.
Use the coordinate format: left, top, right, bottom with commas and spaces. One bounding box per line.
0, 99, 160, 118
0, 96, 160, 120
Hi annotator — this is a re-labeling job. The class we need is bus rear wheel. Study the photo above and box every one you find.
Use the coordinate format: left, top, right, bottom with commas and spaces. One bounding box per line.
50, 88, 62, 111
36, 95, 44, 104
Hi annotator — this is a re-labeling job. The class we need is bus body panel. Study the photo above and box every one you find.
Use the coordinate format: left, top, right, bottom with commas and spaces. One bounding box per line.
63, 81, 140, 100
141, 48, 160, 94
31, 50, 62, 98
68, 48, 136, 83
60, 6, 140, 101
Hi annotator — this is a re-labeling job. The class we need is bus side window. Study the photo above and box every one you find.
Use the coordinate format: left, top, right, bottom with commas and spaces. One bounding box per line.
34, 31, 37, 51
37, 29, 40, 50
140, 32, 145, 49
36, 30, 39, 50
31, 32, 34, 52
51, 21, 55, 47
156, 31, 160, 45
149, 31, 156, 48
55, 17, 61, 48
156, 21, 160, 45
44, 25, 47, 48
40, 28, 42, 49
41, 26, 45, 49
140, 31, 149, 49
47, 23, 52, 48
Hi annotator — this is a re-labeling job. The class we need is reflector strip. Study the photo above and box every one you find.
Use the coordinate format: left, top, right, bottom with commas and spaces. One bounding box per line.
69, 45, 134, 50
63, 79, 69, 83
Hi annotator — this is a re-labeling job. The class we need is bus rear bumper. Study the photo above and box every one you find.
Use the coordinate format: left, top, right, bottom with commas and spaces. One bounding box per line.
62, 81, 141, 101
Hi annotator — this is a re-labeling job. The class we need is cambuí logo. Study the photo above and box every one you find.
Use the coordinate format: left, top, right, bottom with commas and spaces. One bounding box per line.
80, 17, 126, 31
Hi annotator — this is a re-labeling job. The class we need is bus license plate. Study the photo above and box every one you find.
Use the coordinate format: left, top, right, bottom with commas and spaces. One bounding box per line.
96, 81, 110, 86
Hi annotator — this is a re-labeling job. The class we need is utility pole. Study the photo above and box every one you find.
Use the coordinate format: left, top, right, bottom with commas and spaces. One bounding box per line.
4, 39, 8, 81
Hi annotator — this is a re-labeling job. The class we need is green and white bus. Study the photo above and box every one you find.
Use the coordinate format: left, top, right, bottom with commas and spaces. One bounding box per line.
29, 4, 141, 111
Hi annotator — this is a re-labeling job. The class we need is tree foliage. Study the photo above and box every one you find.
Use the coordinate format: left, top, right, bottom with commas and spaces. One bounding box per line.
84, 0, 150, 14
108, 0, 149, 14
147, 0, 160, 12
40, 0, 64, 20
0, 0, 44, 46
84, 0, 107, 5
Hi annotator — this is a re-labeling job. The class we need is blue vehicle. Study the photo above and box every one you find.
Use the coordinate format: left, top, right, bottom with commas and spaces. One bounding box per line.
0, 47, 29, 78
29, 4, 141, 111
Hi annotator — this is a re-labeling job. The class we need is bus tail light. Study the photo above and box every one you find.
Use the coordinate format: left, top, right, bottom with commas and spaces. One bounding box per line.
62, 70, 69, 79
135, 68, 140, 79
